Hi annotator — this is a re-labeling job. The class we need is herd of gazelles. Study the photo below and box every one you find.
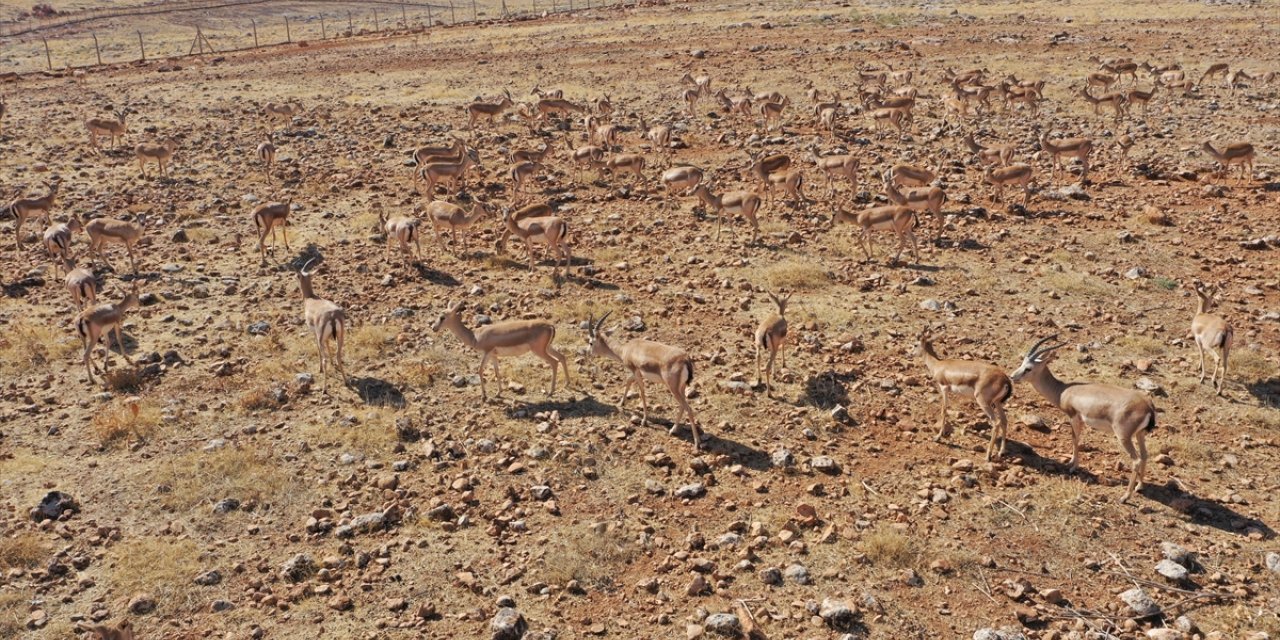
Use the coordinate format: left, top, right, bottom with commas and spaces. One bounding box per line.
0, 58, 1253, 502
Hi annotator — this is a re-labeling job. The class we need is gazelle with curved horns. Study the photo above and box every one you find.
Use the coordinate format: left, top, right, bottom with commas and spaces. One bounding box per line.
755, 291, 791, 394
918, 327, 1013, 461
298, 259, 347, 392
1039, 132, 1093, 183
1201, 140, 1254, 184
587, 312, 701, 450
1009, 336, 1158, 503
76, 281, 140, 385
251, 200, 292, 264
425, 199, 490, 255
86, 110, 128, 152
432, 302, 570, 402
1191, 282, 1233, 396
467, 89, 514, 130
7, 179, 60, 249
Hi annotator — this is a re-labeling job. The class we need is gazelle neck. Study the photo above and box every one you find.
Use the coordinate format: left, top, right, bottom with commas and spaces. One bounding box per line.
593, 334, 623, 364
919, 338, 941, 371
1025, 364, 1068, 409
445, 316, 478, 350
298, 273, 317, 300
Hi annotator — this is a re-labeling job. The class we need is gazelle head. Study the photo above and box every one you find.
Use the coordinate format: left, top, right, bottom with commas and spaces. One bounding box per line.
432, 301, 463, 333
1193, 281, 1219, 311
1010, 335, 1067, 382
766, 290, 791, 315
586, 311, 612, 356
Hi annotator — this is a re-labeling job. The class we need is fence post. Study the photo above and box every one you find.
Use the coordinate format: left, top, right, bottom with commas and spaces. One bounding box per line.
138, 30, 145, 62
348, 11, 354, 34
374, 8, 380, 32
427, 3, 433, 26
321, 16, 326, 39
284, 16, 291, 43
92, 31, 102, 66
472, 0, 478, 21
569, 0, 573, 11
532, 0, 537, 13
251, 19, 259, 48
401, 3, 408, 28
42, 37, 51, 71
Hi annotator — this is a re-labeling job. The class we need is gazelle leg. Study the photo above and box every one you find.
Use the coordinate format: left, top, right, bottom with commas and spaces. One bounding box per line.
1115, 430, 1143, 503
1067, 416, 1083, 470
934, 386, 950, 442
546, 344, 571, 390
113, 325, 133, 364
476, 351, 491, 401
1196, 342, 1207, 384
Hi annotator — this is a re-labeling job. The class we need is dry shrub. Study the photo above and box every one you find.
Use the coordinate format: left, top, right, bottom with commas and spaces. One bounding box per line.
347, 324, 397, 362
155, 446, 303, 512
0, 532, 45, 570
540, 525, 638, 592
761, 259, 831, 291
860, 527, 919, 569
90, 399, 161, 446
239, 386, 283, 412
0, 591, 26, 638
0, 321, 77, 376
1230, 348, 1274, 385
102, 367, 145, 392
105, 538, 204, 615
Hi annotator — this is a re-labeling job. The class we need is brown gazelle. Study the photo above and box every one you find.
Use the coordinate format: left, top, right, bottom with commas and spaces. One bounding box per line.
432, 302, 570, 402
298, 259, 347, 391
587, 312, 700, 450
808, 149, 860, 199
638, 115, 672, 158
467, 89, 514, 129
43, 216, 83, 265
1010, 336, 1158, 503
1080, 86, 1127, 120
570, 145, 607, 181
85, 217, 143, 273
758, 95, 790, 131
75, 619, 134, 640
135, 137, 178, 177
661, 166, 704, 200
755, 291, 791, 393
264, 101, 303, 129
425, 199, 490, 254
605, 153, 646, 185
984, 163, 1034, 207
1191, 283, 1233, 396
64, 258, 97, 309
7, 179, 60, 248
750, 153, 791, 195
1199, 63, 1229, 87
964, 132, 1015, 167
884, 178, 945, 242
1126, 86, 1157, 113
510, 139, 554, 165
420, 146, 481, 197
76, 282, 140, 385
918, 328, 1013, 460
509, 160, 543, 201
0, 95, 6, 132
884, 162, 936, 188
1201, 140, 1254, 184
691, 183, 762, 243
411, 137, 465, 168
766, 169, 806, 205
831, 204, 918, 264
251, 200, 292, 263
86, 110, 128, 151
498, 206, 572, 275
379, 208, 422, 264
256, 134, 276, 179
1039, 133, 1093, 183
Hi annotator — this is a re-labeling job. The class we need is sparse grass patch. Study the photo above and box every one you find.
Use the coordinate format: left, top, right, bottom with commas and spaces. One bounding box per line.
540, 525, 638, 592
90, 398, 162, 446
1043, 270, 1113, 298
0, 532, 45, 570
0, 591, 26, 639
1238, 405, 1280, 432
184, 226, 220, 244
347, 324, 397, 362
102, 367, 146, 392
1230, 348, 1274, 385
1164, 435, 1213, 464
239, 386, 284, 412
1152, 276, 1178, 290
859, 527, 919, 569
155, 446, 304, 512
297, 408, 398, 456
757, 259, 831, 292
1114, 334, 1168, 359
105, 538, 204, 616
0, 321, 78, 376
394, 345, 462, 387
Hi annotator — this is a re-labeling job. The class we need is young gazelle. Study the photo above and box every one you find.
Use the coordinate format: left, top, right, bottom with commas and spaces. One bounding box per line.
76, 282, 140, 385
984, 163, 1034, 207
298, 259, 347, 392
587, 312, 700, 450
85, 217, 143, 273
379, 208, 422, 264
135, 137, 178, 177
680, 87, 702, 116
831, 204, 919, 264
535, 97, 587, 123
755, 291, 791, 394
419, 146, 481, 197
884, 178, 946, 242
467, 89, 514, 129
251, 200, 292, 263
498, 206, 572, 275
808, 149, 860, 199
264, 101, 303, 130
1125, 86, 1157, 114
1201, 140, 1254, 184
64, 258, 97, 309
85, 110, 127, 152
918, 328, 1013, 460
7, 180, 60, 248
690, 183, 762, 243
766, 169, 806, 205
758, 95, 790, 131
508, 160, 543, 201
1039, 133, 1093, 183
964, 132, 1015, 167
256, 134, 276, 179
43, 216, 83, 266
425, 199, 491, 254
749, 153, 791, 196
432, 302, 569, 402
1080, 86, 1128, 120
1010, 336, 1158, 503
1191, 283, 1233, 396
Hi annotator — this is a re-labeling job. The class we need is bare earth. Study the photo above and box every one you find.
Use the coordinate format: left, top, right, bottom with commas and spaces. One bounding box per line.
1, 1, 1279, 639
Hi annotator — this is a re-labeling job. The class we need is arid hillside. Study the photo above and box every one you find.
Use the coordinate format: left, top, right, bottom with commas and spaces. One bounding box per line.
1, 1, 1279, 639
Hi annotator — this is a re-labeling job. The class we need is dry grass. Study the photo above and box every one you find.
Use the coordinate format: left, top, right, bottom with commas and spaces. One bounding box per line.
1042, 270, 1115, 298
1163, 435, 1214, 464
347, 324, 397, 362
756, 259, 832, 292
1230, 348, 1274, 385
0, 591, 26, 639
296, 408, 398, 456
102, 367, 146, 392
0, 532, 45, 570
1114, 334, 1168, 359
154, 446, 304, 512
239, 385, 284, 412
104, 538, 205, 616
393, 344, 462, 387
90, 398, 162, 446
540, 525, 639, 592
0, 321, 78, 377
859, 527, 919, 569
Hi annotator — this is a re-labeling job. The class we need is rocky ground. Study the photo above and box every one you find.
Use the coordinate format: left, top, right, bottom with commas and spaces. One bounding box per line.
1, 1, 1279, 639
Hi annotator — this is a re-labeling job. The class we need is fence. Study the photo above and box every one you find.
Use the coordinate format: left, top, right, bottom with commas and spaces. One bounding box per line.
0, 0, 638, 76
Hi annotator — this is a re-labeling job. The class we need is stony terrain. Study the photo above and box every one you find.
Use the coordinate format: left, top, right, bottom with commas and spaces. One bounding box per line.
1, 1, 1279, 639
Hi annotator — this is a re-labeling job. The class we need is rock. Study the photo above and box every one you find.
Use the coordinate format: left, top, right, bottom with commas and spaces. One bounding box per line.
810, 456, 840, 474
920, 298, 942, 311
1125, 267, 1146, 279
759, 566, 782, 586
703, 613, 741, 636
1135, 377, 1163, 393
973, 630, 1028, 640
34, 491, 77, 521
1146, 629, 1181, 640
1120, 586, 1162, 617
281, 553, 316, 583
194, 569, 223, 586
25, 609, 46, 629
819, 598, 857, 630
687, 574, 711, 596
327, 595, 352, 611
1265, 551, 1280, 574
771, 447, 795, 468
1161, 542, 1192, 565
129, 593, 156, 614
1173, 615, 1197, 633
1059, 184, 1090, 200
1155, 559, 1189, 582
530, 485, 553, 501
674, 483, 706, 499
210, 599, 235, 612
427, 503, 458, 521
212, 498, 240, 514
783, 563, 811, 585
490, 607, 527, 640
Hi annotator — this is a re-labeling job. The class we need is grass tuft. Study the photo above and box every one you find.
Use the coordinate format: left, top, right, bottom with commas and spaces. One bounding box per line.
860, 527, 919, 569
0, 321, 78, 376
91, 398, 162, 446
540, 525, 638, 592
0, 532, 46, 570
105, 538, 204, 616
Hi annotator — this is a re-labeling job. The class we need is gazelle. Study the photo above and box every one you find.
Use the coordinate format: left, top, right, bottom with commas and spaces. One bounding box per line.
679, 72, 712, 93
593, 94, 614, 118
1101, 60, 1139, 83
587, 312, 700, 449
918, 328, 1013, 460
637, 115, 672, 157
424, 199, 490, 254
256, 133, 277, 180
691, 183, 762, 243
64, 258, 97, 309
530, 85, 563, 100
591, 123, 621, 148
755, 291, 791, 393
379, 208, 423, 264
811, 92, 841, 119
1080, 86, 1127, 120
1010, 336, 1158, 503
535, 97, 587, 122
85, 110, 128, 151
749, 153, 791, 195
1191, 283, 1233, 396
1039, 133, 1093, 183
43, 216, 83, 266
509, 160, 543, 201
433, 302, 569, 401
76, 282, 140, 385
75, 620, 134, 640
251, 200, 292, 264
498, 206, 572, 274
766, 169, 806, 205
1201, 140, 1254, 184
1125, 86, 1157, 113
757, 95, 790, 131
509, 139, 554, 164
818, 107, 838, 137
1199, 63, 1229, 87
570, 145, 607, 181
420, 146, 481, 197
884, 178, 946, 242
808, 149, 859, 199
871, 107, 908, 138
831, 204, 919, 264
264, 101, 303, 129
984, 163, 1034, 207
7, 179, 60, 248
661, 166, 704, 198
467, 89, 513, 129
1085, 72, 1117, 91
85, 217, 143, 273
135, 137, 178, 177
884, 162, 937, 188
605, 153, 646, 184
680, 87, 702, 116
964, 133, 1015, 167
296, 259, 347, 391
410, 137, 465, 168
